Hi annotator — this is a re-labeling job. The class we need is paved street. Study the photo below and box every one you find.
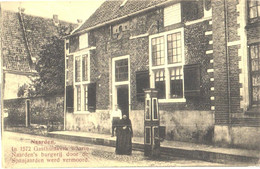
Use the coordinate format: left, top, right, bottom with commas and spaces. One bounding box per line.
2, 131, 225, 168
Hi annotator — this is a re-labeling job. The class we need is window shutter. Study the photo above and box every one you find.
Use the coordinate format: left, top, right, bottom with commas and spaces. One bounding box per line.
164, 3, 181, 27
184, 64, 201, 97
136, 70, 150, 102
66, 85, 74, 113
88, 83, 96, 112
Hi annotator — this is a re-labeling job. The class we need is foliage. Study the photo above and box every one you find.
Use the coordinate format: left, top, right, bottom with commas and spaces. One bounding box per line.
33, 36, 65, 96
18, 36, 65, 97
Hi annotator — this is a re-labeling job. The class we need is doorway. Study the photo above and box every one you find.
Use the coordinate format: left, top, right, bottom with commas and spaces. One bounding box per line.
117, 85, 129, 117
26, 100, 31, 127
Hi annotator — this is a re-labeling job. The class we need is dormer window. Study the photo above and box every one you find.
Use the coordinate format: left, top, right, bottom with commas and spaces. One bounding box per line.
79, 33, 88, 49
164, 3, 181, 27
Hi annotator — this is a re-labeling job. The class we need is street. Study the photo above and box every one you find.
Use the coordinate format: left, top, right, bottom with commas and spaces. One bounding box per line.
2, 131, 224, 168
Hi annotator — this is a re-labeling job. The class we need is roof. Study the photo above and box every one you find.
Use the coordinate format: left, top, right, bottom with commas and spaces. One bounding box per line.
2, 10, 77, 73
72, 0, 172, 35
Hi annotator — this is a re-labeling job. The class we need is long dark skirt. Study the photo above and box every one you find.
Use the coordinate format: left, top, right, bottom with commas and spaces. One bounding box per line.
115, 128, 132, 155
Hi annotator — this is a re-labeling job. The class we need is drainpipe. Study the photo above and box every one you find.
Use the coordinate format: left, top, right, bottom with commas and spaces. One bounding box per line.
18, 8, 34, 69
223, 0, 232, 127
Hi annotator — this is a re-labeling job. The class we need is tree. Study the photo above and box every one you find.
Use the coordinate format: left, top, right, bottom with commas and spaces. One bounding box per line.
33, 36, 65, 96
17, 24, 75, 97
17, 36, 65, 97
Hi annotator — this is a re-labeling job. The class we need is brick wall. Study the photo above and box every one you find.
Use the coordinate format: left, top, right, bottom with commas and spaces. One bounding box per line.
212, 0, 230, 125
4, 95, 64, 127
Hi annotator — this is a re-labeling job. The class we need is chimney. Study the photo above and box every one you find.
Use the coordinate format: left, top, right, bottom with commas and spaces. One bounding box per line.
77, 19, 82, 25
18, 7, 25, 13
53, 14, 59, 26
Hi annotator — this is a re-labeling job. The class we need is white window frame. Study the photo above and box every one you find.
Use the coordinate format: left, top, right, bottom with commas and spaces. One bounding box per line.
149, 28, 186, 103
79, 33, 88, 50
112, 55, 131, 113
73, 49, 91, 114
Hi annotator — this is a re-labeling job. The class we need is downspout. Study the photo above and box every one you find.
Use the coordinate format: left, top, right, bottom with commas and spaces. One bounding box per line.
63, 39, 67, 131
18, 9, 34, 70
223, 0, 232, 126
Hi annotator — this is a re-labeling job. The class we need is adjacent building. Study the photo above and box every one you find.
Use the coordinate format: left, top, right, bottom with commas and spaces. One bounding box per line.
2, 9, 75, 99
64, 0, 260, 149
1, 9, 76, 127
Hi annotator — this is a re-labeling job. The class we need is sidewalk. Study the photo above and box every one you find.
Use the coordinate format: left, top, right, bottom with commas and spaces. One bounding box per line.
48, 131, 260, 165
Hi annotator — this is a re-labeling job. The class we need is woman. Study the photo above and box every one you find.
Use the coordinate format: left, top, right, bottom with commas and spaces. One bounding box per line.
115, 115, 133, 155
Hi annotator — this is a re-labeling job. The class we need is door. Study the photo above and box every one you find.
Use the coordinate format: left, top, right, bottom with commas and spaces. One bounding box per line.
26, 100, 31, 127
117, 85, 129, 117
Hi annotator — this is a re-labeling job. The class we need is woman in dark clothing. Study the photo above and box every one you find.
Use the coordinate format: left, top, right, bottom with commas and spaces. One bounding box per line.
115, 115, 133, 155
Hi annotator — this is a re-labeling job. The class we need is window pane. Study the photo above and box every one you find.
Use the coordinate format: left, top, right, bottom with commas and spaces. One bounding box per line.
82, 54, 88, 81
250, 7, 258, 18
155, 70, 166, 99
250, 44, 260, 105
167, 32, 182, 64
75, 56, 81, 82
76, 85, 81, 111
115, 59, 128, 82
152, 36, 165, 66
84, 85, 88, 111
170, 67, 183, 98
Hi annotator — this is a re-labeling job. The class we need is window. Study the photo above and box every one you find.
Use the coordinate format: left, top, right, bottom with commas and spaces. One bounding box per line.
74, 52, 91, 113
76, 85, 81, 111
75, 54, 89, 82
250, 44, 260, 106
204, 0, 212, 11
167, 32, 182, 64
115, 59, 128, 82
170, 67, 183, 98
82, 54, 88, 81
83, 85, 88, 111
66, 86, 74, 113
79, 33, 88, 49
164, 3, 181, 27
75, 56, 81, 82
150, 29, 185, 102
249, 1, 260, 19
155, 70, 166, 99
152, 36, 165, 66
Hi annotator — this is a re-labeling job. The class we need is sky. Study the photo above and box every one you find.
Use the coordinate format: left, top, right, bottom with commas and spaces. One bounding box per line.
1, 0, 105, 23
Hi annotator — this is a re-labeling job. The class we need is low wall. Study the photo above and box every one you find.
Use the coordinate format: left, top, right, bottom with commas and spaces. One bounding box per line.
214, 125, 260, 150
4, 95, 64, 127
131, 110, 214, 143
66, 109, 214, 144
65, 110, 111, 134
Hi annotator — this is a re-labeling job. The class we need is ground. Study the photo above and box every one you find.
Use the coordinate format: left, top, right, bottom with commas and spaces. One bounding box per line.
1, 131, 228, 168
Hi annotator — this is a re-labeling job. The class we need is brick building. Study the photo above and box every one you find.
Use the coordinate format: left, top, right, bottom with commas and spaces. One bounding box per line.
1, 9, 75, 99
65, 0, 260, 149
